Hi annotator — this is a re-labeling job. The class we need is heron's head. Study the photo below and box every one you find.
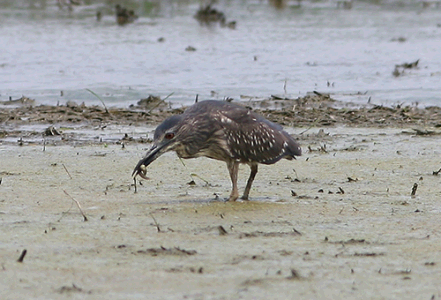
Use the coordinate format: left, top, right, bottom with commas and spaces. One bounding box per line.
132, 114, 184, 179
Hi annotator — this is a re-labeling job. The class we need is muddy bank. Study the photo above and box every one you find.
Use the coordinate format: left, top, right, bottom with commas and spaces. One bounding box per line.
1, 95, 441, 146
2, 96, 441, 129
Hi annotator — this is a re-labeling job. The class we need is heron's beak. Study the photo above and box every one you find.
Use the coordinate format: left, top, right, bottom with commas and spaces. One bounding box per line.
132, 140, 173, 179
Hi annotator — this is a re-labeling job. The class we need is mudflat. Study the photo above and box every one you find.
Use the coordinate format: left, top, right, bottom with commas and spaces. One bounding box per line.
1, 100, 441, 299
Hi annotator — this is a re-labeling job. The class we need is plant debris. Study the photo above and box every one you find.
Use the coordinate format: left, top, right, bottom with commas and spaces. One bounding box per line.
56, 283, 91, 294
137, 246, 197, 256
239, 229, 302, 238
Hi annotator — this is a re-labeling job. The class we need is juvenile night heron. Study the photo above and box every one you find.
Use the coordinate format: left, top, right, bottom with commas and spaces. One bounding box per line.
132, 100, 301, 201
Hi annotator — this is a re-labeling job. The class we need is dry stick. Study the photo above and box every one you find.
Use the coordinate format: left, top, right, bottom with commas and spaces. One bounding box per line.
147, 92, 174, 114
149, 213, 161, 232
299, 116, 322, 135
17, 249, 27, 263
433, 168, 441, 176
177, 157, 210, 185
411, 183, 418, 197
63, 190, 88, 221
190, 173, 210, 185
85, 88, 109, 114
62, 163, 72, 179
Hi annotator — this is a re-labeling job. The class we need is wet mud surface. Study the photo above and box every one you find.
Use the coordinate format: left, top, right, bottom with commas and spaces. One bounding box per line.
1, 98, 441, 299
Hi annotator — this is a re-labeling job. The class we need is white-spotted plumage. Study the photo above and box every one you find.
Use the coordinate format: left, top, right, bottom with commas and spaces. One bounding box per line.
132, 100, 301, 202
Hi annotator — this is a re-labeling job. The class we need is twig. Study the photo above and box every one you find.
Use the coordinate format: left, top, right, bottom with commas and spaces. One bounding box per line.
62, 163, 72, 179
299, 117, 322, 135
411, 183, 418, 197
17, 249, 27, 263
63, 190, 88, 221
147, 92, 174, 113
190, 173, 210, 185
86, 88, 109, 114
149, 213, 161, 232
218, 225, 228, 235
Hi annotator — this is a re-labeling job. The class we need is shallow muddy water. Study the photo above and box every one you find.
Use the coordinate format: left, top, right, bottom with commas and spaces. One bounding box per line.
1, 126, 441, 299
1, 0, 440, 107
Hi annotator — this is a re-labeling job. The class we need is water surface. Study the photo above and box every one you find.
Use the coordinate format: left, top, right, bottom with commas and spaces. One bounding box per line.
1, 0, 440, 107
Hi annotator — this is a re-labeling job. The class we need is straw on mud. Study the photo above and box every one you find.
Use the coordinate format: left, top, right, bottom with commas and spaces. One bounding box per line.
299, 117, 322, 135
149, 213, 161, 232
147, 92, 174, 113
86, 88, 109, 114
63, 190, 88, 221
190, 173, 210, 185
62, 163, 72, 179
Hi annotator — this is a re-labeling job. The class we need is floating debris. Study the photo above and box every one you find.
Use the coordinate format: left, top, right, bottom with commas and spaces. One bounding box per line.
194, 4, 236, 29
393, 59, 420, 77
0, 96, 35, 107
115, 4, 138, 26
185, 46, 197, 52
194, 4, 225, 24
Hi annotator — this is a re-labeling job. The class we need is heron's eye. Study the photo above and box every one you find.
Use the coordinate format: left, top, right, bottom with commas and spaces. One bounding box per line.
164, 132, 174, 140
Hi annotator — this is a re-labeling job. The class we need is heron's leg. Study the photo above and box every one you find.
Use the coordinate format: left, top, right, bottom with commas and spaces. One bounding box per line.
227, 160, 239, 201
241, 163, 258, 200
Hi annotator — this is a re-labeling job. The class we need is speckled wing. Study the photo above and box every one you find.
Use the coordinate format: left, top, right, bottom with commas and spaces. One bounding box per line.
214, 107, 301, 164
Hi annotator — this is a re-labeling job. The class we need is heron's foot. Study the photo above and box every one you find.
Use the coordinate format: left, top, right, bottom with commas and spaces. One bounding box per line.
227, 193, 239, 202
240, 195, 250, 201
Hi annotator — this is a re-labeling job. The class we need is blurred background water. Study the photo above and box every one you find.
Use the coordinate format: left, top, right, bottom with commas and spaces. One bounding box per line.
0, 0, 440, 107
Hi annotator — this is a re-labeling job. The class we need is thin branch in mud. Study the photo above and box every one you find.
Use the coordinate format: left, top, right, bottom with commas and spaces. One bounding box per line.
177, 157, 201, 183
63, 190, 88, 221
190, 173, 210, 186
433, 168, 441, 176
62, 163, 72, 179
147, 92, 174, 113
86, 88, 109, 114
17, 249, 27, 263
218, 225, 228, 235
299, 117, 322, 135
411, 183, 418, 197
149, 213, 161, 232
